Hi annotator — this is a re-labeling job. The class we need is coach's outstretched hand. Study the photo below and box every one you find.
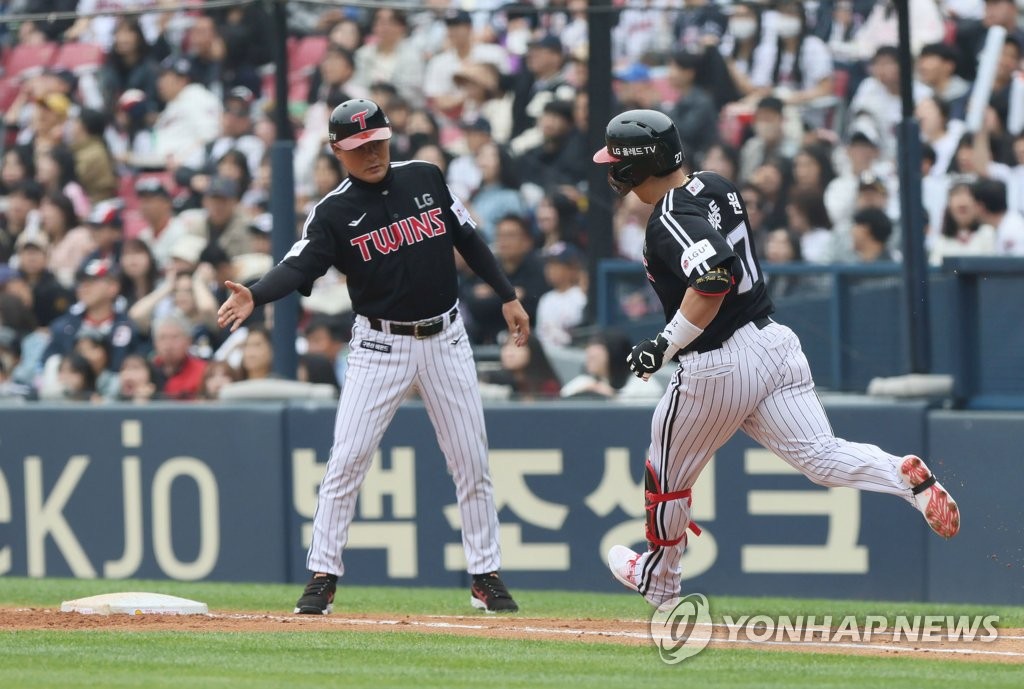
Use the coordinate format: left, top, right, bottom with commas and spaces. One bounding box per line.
502, 300, 531, 347
217, 281, 255, 332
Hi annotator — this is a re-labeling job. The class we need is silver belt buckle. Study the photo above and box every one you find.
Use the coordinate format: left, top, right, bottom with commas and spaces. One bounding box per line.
414, 320, 435, 339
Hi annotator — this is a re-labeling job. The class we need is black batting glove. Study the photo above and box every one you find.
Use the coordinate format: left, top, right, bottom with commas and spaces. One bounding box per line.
627, 334, 670, 379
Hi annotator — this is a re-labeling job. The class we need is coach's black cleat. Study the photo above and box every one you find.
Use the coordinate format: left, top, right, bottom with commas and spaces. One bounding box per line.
470, 572, 519, 613
294, 573, 337, 614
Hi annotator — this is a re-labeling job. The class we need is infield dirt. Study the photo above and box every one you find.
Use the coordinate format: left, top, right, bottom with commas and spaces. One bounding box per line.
2, 607, 1022, 664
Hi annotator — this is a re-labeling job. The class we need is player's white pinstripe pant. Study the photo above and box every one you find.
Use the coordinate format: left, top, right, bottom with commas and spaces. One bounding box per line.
637, 319, 917, 605
306, 309, 501, 577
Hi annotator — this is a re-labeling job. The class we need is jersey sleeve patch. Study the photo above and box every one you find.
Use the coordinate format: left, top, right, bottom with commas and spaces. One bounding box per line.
685, 177, 705, 196
450, 194, 476, 228
680, 238, 716, 276
691, 265, 732, 295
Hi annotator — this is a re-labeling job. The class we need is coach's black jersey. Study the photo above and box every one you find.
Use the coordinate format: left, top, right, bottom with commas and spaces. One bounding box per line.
283, 160, 477, 321
643, 170, 774, 353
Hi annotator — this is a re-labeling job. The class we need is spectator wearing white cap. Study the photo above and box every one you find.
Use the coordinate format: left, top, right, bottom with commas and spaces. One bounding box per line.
79, 199, 124, 268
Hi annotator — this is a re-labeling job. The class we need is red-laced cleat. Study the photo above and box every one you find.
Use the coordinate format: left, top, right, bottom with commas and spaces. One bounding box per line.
900, 455, 961, 539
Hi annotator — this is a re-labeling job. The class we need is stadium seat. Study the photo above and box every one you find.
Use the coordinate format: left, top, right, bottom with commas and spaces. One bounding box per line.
287, 74, 310, 104
289, 36, 328, 77
833, 69, 850, 100
122, 209, 147, 239
51, 42, 105, 74
119, 174, 140, 211
2, 42, 58, 79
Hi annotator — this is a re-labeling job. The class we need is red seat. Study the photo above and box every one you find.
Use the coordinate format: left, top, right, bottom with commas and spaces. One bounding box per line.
118, 173, 139, 211
289, 36, 328, 76
123, 209, 147, 239
288, 75, 310, 105
51, 42, 106, 73
833, 69, 850, 100
3, 42, 58, 79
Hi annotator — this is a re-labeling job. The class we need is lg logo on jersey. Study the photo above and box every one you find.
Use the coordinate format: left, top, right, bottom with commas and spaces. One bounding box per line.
413, 193, 433, 209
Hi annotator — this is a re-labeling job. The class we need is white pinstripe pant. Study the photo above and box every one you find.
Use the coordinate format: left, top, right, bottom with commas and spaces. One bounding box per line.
306, 311, 500, 577
637, 320, 916, 604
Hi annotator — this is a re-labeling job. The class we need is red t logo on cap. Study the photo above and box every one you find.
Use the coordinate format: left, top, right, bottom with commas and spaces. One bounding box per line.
350, 109, 369, 130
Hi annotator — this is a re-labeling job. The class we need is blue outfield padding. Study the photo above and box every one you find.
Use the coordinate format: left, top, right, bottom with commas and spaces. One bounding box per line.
0, 404, 289, 582
925, 411, 1024, 605
0, 401, 1019, 605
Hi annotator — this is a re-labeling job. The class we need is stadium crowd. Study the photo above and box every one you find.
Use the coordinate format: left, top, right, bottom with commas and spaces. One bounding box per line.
0, 0, 1022, 403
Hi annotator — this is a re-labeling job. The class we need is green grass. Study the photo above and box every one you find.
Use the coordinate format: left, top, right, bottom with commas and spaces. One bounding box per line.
1, 578, 1020, 689
2, 576, 1021, 627
1, 631, 1021, 689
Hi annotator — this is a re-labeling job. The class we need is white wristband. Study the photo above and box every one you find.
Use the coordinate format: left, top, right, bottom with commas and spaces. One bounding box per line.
661, 311, 704, 353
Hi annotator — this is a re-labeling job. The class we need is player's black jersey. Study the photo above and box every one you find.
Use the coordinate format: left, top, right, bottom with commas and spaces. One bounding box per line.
282, 160, 476, 321
642, 170, 774, 353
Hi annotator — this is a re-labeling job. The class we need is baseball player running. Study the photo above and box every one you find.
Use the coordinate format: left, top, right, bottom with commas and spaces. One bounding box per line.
217, 99, 529, 614
592, 110, 960, 607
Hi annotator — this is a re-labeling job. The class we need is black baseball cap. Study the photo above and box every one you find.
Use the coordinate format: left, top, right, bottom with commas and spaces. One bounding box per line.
756, 96, 785, 114
543, 99, 574, 122
443, 8, 472, 25
919, 42, 959, 64
460, 115, 492, 134
528, 34, 563, 53
159, 55, 192, 78
135, 176, 170, 197
543, 241, 582, 266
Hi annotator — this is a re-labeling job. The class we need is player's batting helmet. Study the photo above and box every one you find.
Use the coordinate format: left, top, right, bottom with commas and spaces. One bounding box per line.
592, 109, 685, 195
328, 98, 393, 151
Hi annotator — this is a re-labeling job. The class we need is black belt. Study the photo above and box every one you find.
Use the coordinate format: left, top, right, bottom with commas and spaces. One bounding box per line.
367, 307, 458, 339
695, 316, 773, 354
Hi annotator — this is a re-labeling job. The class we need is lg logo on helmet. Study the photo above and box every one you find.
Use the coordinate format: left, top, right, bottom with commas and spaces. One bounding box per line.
350, 109, 370, 130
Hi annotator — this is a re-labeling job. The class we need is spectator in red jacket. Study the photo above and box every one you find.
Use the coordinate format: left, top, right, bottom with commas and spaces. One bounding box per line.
152, 312, 207, 400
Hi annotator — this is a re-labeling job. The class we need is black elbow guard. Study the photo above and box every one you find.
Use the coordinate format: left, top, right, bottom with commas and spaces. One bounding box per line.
691, 265, 733, 295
